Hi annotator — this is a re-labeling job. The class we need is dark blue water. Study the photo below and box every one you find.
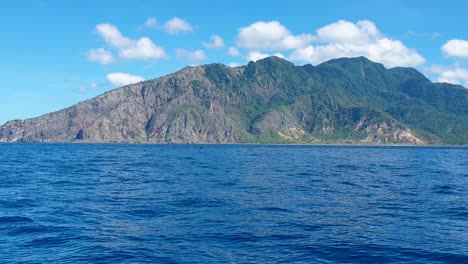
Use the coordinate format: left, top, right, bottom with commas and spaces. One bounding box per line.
0, 144, 466, 263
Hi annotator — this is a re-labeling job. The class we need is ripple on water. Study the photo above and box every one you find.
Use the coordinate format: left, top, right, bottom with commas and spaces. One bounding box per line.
0, 144, 466, 263
0, 199, 37, 209
432, 185, 459, 195
0, 216, 34, 224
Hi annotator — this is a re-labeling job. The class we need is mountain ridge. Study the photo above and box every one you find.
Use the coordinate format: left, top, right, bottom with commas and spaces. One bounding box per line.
1, 56, 467, 144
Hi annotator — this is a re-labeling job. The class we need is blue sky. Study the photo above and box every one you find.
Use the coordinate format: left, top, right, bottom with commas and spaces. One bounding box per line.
1, 0, 468, 125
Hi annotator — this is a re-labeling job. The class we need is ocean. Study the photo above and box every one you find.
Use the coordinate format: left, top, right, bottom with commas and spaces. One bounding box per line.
0, 144, 466, 263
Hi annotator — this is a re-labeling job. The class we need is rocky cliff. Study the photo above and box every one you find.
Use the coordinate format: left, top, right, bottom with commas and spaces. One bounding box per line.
1, 56, 467, 144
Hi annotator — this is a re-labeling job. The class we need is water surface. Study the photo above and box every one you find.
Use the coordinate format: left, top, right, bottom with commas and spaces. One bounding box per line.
0, 144, 467, 263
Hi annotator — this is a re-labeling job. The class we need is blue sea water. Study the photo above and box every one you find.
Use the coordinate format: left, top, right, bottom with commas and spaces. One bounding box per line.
0, 144, 466, 263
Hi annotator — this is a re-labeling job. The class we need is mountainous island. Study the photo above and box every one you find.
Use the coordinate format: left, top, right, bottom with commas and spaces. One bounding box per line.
0, 56, 467, 144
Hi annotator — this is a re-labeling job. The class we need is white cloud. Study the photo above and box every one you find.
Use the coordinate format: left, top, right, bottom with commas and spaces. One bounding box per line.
247, 51, 270, 62
273, 53, 285, 59
203, 35, 224, 49
96, 24, 133, 48
290, 46, 316, 63
87, 48, 114, 64
290, 20, 425, 68
247, 51, 284, 62
119, 37, 166, 60
317, 20, 381, 45
228, 47, 240, 56
144, 17, 157, 28
237, 21, 313, 50
95, 23, 167, 60
228, 62, 242, 67
429, 65, 468, 87
176, 49, 207, 64
441, 39, 468, 58
106, 73, 145, 87
164, 17, 193, 34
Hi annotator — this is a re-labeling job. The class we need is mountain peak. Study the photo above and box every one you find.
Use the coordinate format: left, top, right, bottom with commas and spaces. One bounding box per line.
320, 56, 384, 68
253, 56, 295, 69
316, 56, 388, 81
388, 66, 430, 82
250, 56, 295, 69
255, 55, 291, 63
0, 56, 466, 144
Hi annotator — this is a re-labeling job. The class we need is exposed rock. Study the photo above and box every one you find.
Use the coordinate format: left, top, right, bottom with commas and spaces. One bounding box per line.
0, 56, 467, 144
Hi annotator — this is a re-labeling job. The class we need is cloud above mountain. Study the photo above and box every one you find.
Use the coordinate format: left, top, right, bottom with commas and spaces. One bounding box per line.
87, 48, 114, 64
85, 18, 468, 88
290, 20, 425, 68
89, 23, 167, 63
441, 39, 468, 58
236, 21, 313, 50
164, 17, 193, 34
203, 35, 225, 49
106, 73, 145, 87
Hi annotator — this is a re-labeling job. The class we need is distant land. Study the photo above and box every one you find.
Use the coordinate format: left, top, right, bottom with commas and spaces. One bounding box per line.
0, 56, 467, 144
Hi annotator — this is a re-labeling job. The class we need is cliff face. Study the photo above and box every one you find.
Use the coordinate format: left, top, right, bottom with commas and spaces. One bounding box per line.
1, 56, 467, 144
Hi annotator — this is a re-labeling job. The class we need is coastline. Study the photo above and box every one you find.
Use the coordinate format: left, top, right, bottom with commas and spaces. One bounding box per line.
0, 141, 466, 147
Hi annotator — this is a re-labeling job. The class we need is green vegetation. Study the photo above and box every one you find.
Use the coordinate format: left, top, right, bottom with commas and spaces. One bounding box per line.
2, 56, 466, 144
200, 56, 468, 144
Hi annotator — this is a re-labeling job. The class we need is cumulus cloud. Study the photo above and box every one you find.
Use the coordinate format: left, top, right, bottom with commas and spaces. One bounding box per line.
429, 65, 468, 87
247, 51, 269, 62
228, 47, 240, 56
441, 39, 468, 58
164, 17, 193, 34
317, 20, 381, 44
95, 23, 167, 60
106, 73, 145, 87
247, 51, 284, 62
176, 49, 207, 64
119, 37, 167, 59
290, 20, 425, 68
203, 35, 224, 49
237, 21, 313, 50
87, 48, 114, 64
96, 24, 133, 48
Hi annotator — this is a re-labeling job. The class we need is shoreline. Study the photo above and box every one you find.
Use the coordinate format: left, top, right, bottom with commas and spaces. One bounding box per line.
0, 141, 466, 147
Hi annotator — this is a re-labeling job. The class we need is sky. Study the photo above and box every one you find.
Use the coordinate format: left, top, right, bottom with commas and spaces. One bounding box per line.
1, 0, 468, 125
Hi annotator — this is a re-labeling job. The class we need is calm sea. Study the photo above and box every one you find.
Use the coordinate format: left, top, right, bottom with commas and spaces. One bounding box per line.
0, 144, 466, 263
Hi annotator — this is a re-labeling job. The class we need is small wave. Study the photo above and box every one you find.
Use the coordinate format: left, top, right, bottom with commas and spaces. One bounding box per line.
0, 216, 33, 224
5, 224, 68, 236
51, 180, 76, 185
216, 181, 237, 187
269, 233, 307, 240
432, 185, 458, 195
125, 209, 167, 218
25, 236, 71, 247
296, 172, 314, 177
286, 222, 322, 232
0, 199, 36, 209
336, 164, 361, 170
257, 207, 292, 213
444, 207, 468, 220
397, 173, 415, 177
343, 180, 360, 186
224, 232, 259, 243
171, 197, 228, 208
